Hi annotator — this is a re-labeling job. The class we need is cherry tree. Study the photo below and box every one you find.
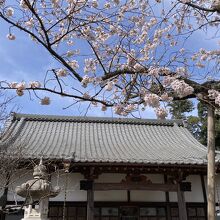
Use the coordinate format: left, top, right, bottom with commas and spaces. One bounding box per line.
0, 0, 220, 219
0, 0, 219, 118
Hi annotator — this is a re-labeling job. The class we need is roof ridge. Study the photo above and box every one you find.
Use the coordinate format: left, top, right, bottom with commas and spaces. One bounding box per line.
12, 113, 184, 126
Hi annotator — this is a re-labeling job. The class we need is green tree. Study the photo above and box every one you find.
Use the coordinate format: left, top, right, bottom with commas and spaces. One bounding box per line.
168, 100, 194, 119
169, 100, 220, 150
187, 116, 201, 141
195, 102, 220, 150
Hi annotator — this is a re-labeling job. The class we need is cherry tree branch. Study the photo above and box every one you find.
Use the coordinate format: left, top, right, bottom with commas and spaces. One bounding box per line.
0, 13, 83, 82
180, 1, 217, 13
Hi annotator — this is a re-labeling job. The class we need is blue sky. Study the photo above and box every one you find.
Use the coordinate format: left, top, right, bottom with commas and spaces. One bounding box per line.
0, 12, 218, 119
0, 18, 157, 118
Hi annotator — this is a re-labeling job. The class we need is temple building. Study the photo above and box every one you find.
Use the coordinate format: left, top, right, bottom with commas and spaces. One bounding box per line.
1, 113, 220, 220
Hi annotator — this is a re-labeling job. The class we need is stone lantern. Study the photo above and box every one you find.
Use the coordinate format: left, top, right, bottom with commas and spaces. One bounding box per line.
15, 160, 60, 220
212, 0, 220, 12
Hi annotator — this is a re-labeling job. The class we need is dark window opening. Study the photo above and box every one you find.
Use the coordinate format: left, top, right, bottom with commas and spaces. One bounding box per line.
48, 203, 206, 220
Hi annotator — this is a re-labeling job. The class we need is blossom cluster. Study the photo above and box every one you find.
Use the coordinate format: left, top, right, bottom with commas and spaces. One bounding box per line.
9, 82, 25, 96
104, 81, 114, 91
208, 89, 220, 106
57, 69, 68, 77
68, 60, 79, 70
192, 48, 220, 63
113, 104, 136, 116
5, 7, 14, 16
81, 75, 101, 88
176, 67, 189, 77
2, 0, 220, 119
9, 81, 41, 98
40, 97, 50, 105
7, 34, 16, 40
147, 67, 171, 77
155, 107, 168, 120
170, 80, 194, 98
144, 94, 160, 108
84, 59, 97, 73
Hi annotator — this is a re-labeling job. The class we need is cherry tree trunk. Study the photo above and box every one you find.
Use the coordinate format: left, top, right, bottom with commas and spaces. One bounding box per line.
207, 105, 216, 220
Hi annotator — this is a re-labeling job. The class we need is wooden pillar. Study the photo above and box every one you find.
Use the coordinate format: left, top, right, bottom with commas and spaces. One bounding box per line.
177, 183, 188, 220
164, 175, 171, 220
200, 175, 207, 203
207, 105, 216, 220
127, 190, 131, 202
87, 181, 94, 220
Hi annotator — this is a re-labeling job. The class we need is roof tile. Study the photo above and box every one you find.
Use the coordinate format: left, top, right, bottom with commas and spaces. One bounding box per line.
0, 113, 215, 165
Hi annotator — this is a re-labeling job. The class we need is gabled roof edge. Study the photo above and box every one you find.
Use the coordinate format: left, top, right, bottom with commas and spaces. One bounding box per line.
12, 113, 184, 126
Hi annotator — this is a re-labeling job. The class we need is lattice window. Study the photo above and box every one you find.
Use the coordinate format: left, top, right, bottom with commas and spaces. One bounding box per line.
170, 206, 206, 220
48, 204, 206, 220
49, 206, 86, 220
100, 207, 119, 220
139, 207, 166, 220
187, 207, 206, 220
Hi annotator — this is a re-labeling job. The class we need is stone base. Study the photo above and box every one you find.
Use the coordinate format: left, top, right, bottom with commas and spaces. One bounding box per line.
22, 201, 49, 220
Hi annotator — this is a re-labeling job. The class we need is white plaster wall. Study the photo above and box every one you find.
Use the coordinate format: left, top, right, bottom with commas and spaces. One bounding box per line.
95, 173, 126, 183
50, 172, 129, 202
130, 174, 165, 202
6, 171, 128, 202
50, 173, 127, 202
94, 190, 127, 201
169, 175, 204, 202
5, 171, 206, 203
130, 190, 166, 202
7, 170, 86, 202
6, 172, 166, 203
185, 175, 204, 202
94, 174, 127, 201
8, 170, 86, 201
50, 172, 86, 201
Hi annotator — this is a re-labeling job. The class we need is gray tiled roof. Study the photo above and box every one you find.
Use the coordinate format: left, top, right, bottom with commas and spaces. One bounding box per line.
0, 113, 212, 165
